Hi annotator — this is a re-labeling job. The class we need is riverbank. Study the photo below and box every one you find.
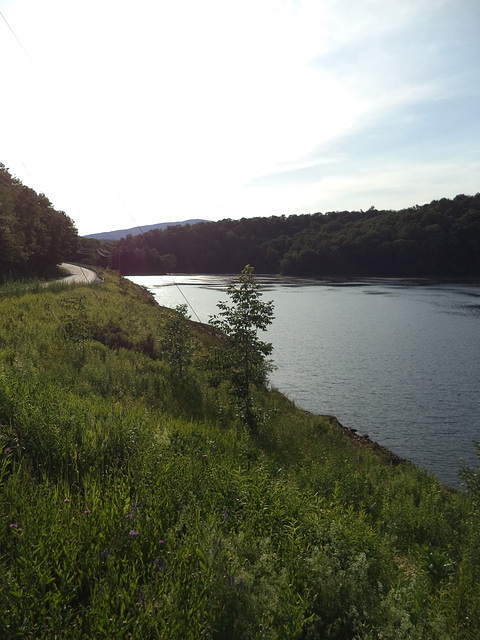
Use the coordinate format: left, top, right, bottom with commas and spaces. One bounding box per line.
0, 269, 478, 637
321, 414, 409, 465
130, 272, 480, 488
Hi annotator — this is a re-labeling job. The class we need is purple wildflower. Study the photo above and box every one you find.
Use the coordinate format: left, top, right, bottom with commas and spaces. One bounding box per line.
202, 454, 208, 459
64, 498, 70, 503
158, 539, 165, 545
3, 448, 12, 454
84, 510, 91, 515
131, 500, 138, 513
129, 530, 139, 536
154, 557, 166, 572
9, 523, 18, 529
126, 513, 133, 519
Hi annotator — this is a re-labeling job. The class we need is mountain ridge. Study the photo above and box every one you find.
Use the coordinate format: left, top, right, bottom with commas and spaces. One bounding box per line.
83, 218, 210, 241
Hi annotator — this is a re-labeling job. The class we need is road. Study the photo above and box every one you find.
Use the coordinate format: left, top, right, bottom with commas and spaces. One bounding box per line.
59, 263, 100, 284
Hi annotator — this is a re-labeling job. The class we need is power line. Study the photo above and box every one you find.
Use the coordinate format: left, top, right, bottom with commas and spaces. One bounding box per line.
0, 11, 202, 324
171, 278, 202, 323
0, 11, 43, 77
0, 10, 146, 237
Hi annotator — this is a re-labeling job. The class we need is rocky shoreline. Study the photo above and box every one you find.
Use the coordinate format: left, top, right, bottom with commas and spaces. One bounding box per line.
320, 414, 410, 467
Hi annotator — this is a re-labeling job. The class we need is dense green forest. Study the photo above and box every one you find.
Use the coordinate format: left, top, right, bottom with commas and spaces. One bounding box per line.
2, 161, 479, 279
0, 271, 479, 638
0, 165, 77, 279
81, 193, 480, 277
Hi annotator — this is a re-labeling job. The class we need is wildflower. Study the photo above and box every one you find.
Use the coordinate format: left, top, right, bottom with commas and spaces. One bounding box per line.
3, 448, 12, 454
64, 498, 70, 503
9, 523, 18, 529
158, 539, 165, 545
154, 557, 165, 572
129, 530, 139, 536
223, 510, 227, 522
131, 500, 138, 513
126, 513, 133, 519
84, 510, 91, 515
202, 454, 208, 459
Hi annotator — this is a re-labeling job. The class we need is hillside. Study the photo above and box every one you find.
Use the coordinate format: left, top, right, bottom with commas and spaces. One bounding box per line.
83, 219, 210, 242
0, 164, 77, 279
0, 271, 479, 638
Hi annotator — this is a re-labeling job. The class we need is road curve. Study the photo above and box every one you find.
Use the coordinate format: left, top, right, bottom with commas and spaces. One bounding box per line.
59, 263, 100, 284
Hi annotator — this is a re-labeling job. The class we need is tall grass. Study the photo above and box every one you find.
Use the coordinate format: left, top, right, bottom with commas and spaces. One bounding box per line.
0, 270, 478, 638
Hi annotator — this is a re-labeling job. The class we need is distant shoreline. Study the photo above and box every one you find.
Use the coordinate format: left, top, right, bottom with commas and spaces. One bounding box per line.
128, 272, 480, 287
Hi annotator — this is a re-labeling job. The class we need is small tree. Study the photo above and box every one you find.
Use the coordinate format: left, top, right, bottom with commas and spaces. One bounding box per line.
209, 265, 274, 429
160, 303, 192, 379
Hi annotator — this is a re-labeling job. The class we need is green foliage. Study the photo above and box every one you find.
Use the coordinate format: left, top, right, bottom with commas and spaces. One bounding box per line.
0, 164, 78, 279
460, 442, 480, 511
0, 271, 478, 638
209, 265, 274, 430
159, 303, 193, 379
93, 192, 480, 278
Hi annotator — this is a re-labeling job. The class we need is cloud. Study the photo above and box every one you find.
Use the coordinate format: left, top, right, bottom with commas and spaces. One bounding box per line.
1, 0, 479, 233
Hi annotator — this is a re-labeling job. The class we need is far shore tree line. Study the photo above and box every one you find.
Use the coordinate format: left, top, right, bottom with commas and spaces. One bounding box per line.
80, 193, 480, 278
2, 160, 480, 280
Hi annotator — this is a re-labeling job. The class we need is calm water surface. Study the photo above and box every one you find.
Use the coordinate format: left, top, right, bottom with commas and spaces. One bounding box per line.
128, 275, 480, 488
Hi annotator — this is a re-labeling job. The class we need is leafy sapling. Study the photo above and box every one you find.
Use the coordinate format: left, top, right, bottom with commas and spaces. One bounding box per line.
160, 303, 193, 379
209, 265, 274, 430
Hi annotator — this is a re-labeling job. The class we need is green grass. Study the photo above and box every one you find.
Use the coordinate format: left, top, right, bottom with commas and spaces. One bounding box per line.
0, 270, 479, 638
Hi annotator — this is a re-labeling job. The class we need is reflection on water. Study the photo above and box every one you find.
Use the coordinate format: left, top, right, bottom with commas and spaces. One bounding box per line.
128, 274, 480, 488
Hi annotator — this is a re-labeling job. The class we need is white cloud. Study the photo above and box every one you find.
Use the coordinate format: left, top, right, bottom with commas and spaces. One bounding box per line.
0, 0, 479, 234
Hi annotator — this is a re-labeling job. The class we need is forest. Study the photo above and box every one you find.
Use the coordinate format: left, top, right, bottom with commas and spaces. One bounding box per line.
79, 193, 480, 278
2, 160, 479, 280
0, 164, 77, 279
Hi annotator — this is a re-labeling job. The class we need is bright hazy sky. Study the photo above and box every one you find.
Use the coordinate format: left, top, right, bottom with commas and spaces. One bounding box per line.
1, 0, 479, 236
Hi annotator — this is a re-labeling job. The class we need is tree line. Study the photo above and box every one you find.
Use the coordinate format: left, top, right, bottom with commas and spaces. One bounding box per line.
81, 192, 480, 278
3, 159, 479, 280
0, 164, 77, 279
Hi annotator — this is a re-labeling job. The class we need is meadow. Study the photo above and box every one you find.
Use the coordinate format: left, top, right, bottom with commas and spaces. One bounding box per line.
0, 271, 479, 639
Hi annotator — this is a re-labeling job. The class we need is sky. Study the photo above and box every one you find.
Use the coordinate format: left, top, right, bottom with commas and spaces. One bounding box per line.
1, 0, 479, 236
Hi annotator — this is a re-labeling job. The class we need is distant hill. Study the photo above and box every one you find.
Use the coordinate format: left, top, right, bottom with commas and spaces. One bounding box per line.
83, 219, 209, 241
90, 193, 480, 277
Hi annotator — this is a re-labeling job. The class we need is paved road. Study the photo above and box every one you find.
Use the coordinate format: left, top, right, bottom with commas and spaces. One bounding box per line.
59, 263, 100, 284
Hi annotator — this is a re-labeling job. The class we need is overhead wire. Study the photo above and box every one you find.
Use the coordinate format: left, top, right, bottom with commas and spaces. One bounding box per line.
0, 10, 43, 75
171, 279, 202, 323
0, 10, 202, 322
0, 9, 146, 235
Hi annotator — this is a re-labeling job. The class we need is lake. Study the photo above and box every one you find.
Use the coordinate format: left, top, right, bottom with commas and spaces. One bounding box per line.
127, 274, 480, 488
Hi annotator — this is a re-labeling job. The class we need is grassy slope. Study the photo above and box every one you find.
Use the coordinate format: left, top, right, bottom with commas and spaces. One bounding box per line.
0, 271, 479, 639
